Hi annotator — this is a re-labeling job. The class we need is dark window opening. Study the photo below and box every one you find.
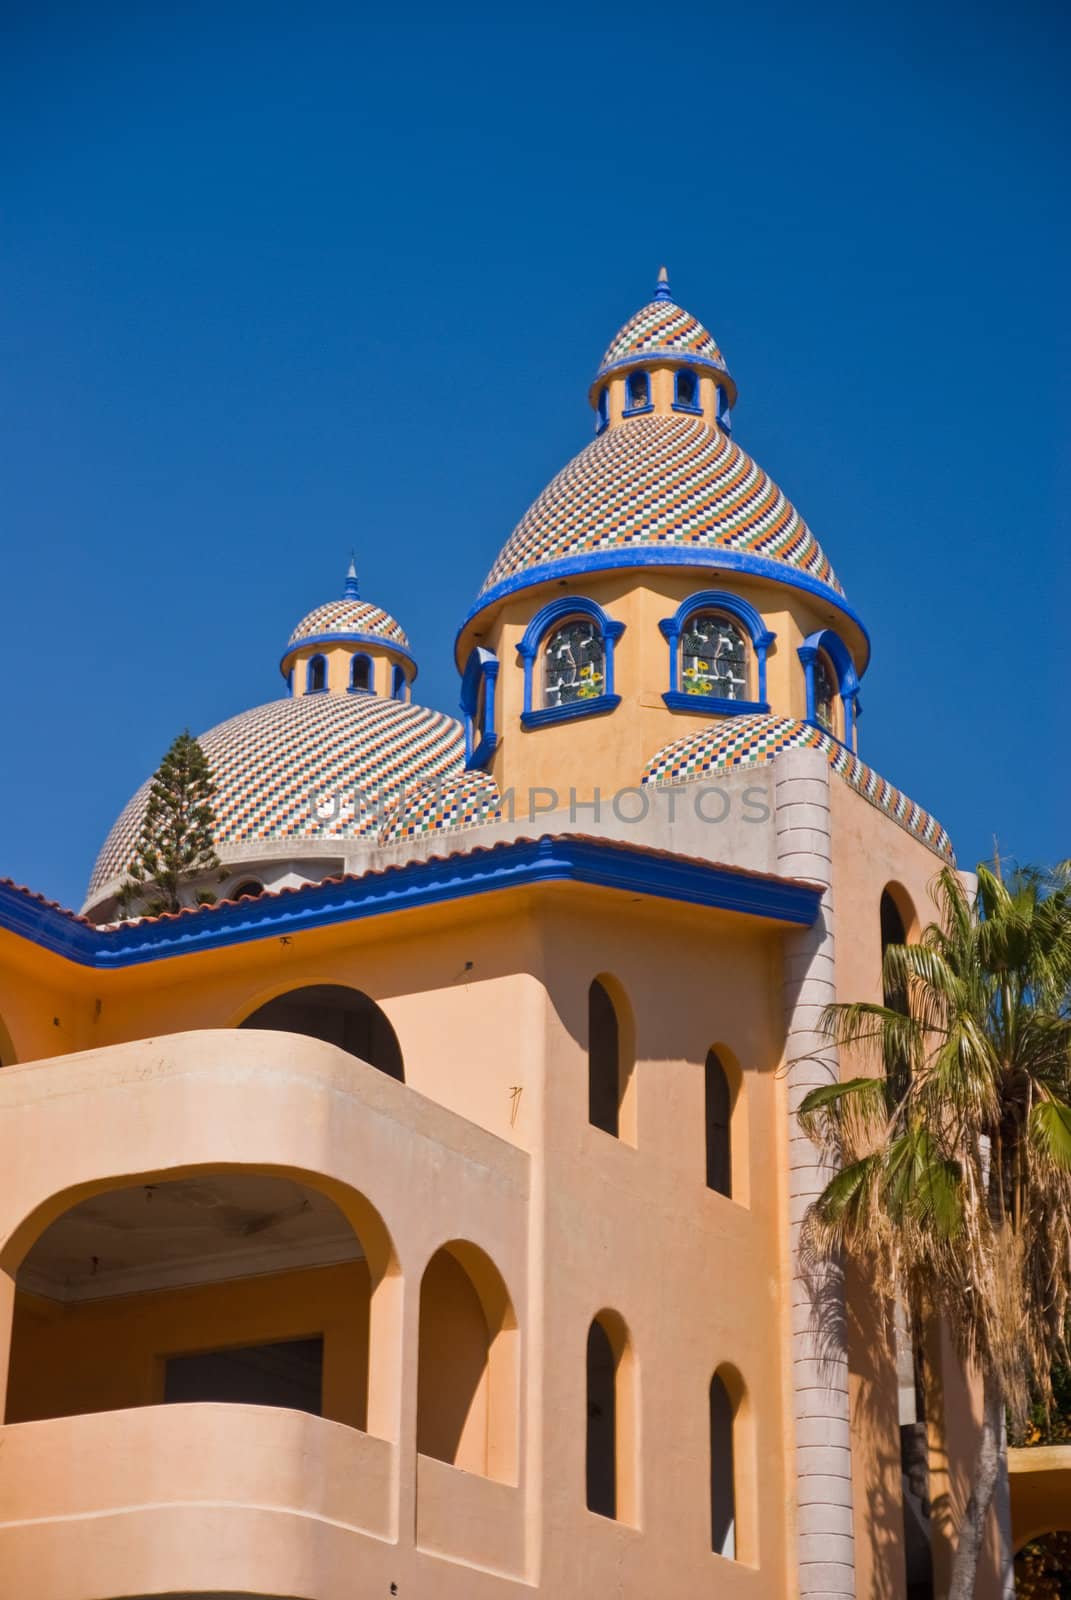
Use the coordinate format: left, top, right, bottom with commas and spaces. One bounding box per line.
351, 655, 372, 692
588, 980, 620, 1136
881, 890, 910, 1107
164, 1336, 323, 1415
814, 650, 837, 733
596, 386, 609, 431
586, 1319, 616, 1518
307, 656, 327, 694
232, 880, 263, 901
676, 369, 698, 408
710, 1374, 736, 1557
626, 370, 649, 411
705, 1051, 732, 1196
241, 984, 404, 1081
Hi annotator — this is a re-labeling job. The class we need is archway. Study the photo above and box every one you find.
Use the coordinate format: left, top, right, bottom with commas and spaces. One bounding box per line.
4, 1170, 394, 1436
240, 984, 404, 1081
587, 975, 635, 1144
1014, 1531, 1071, 1597
416, 1241, 518, 1483
585, 1309, 637, 1524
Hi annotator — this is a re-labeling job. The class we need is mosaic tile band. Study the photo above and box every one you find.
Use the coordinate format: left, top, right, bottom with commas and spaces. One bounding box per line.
287, 598, 410, 649
480, 414, 841, 596
598, 300, 728, 375
89, 694, 465, 892
379, 772, 503, 844
642, 715, 954, 863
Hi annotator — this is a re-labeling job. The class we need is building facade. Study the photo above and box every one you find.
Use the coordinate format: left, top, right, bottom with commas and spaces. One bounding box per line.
1, 272, 1061, 1598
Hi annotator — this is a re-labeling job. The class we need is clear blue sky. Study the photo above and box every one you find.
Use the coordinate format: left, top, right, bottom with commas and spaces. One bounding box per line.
2, 2, 1068, 910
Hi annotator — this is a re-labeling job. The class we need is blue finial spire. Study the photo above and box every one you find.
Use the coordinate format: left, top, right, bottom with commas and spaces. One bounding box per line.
343, 553, 360, 600
653, 265, 673, 303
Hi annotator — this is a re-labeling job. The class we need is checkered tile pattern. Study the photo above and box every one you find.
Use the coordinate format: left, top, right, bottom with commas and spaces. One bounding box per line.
598, 300, 727, 374
287, 599, 409, 648
480, 414, 841, 596
641, 715, 954, 862
88, 694, 466, 893
378, 771, 503, 844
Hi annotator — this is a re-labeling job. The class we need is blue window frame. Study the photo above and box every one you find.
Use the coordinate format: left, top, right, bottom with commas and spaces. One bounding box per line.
306, 654, 327, 694
659, 591, 773, 716
673, 368, 701, 414
517, 596, 624, 730
596, 386, 609, 434
349, 653, 373, 693
798, 629, 860, 746
391, 664, 409, 702
460, 646, 500, 769
623, 369, 652, 417
715, 384, 733, 436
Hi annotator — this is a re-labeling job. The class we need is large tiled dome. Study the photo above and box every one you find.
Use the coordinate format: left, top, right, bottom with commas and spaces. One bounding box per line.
479, 413, 841, 598
87, 693, 465, 898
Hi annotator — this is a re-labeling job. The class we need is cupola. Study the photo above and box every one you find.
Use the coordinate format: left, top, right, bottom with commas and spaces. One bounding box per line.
281, 558, 417, 702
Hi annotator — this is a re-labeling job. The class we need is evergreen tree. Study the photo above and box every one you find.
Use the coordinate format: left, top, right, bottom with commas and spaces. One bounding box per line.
117, 731, 221, 916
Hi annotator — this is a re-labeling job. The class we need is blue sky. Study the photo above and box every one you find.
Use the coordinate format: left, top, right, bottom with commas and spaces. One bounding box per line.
2, 2, 1068, 910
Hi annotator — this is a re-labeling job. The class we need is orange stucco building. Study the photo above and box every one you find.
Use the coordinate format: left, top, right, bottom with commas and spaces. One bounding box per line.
2, 271, 1061, 1598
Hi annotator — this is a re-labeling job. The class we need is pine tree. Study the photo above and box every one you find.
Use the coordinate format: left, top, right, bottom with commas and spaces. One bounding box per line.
117, 731, 221, 917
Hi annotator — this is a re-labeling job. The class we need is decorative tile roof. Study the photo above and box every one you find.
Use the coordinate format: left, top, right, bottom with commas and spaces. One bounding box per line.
379, 772, 503, 845
642, 715, 954, 863
287, 599, 409, 650
479, 414, 841, 597
88, 694, 465, 895
598, 299, 728, 377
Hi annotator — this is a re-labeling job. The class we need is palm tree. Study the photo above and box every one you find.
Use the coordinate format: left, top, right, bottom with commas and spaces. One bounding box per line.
799, 862, 1071, 1600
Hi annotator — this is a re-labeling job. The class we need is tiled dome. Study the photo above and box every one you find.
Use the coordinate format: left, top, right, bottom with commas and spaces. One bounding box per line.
379, 772, 503, 845
598, 298, 729, 378
287, 598, 409, 650
479, 413, 841, 598
88, 693, 465, 896
642, 714, 953, 862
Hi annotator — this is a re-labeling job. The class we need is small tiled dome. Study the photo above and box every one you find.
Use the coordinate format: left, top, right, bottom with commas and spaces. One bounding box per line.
598, 289, 729, 379
379, 772, 502, 845
479, 413, 840, 598
288, 598, 409, 650
641, 714, 953, 862
88, 693, 465, 899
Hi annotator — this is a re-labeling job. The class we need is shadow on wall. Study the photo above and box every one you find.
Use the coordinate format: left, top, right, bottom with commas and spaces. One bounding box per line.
239, 985, 404, 1082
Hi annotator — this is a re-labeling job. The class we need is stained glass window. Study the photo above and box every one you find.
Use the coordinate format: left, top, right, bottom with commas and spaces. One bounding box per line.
815, 651, 837, 732
681, 612, 748, 700
543, 618, 606, 708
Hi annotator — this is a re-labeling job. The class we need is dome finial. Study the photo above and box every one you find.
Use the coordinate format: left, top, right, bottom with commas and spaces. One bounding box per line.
343, 553, 360, 600
654, 265, 673, 302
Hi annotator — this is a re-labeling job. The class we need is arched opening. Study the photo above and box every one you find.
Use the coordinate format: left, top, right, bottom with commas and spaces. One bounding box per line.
585, 1310, 636, 1524
306, 655, 327, 694
625, 369, 650, 412
239, 984, 404, 1082
588, 977, 635, 1142
705, 1051, 732, 1195
391, 664, 409, 702
596, 385, 609, 433
709, 1365, 753, 1562
675, 367, 698, 409
416, 1241, 518, 1483
350, 653, 373, 693
814, 647, 837, 734
1015, 1531, 1071, 1596
4, 1172, 392, 1435
681, 611, 749, 701
543, 616, 606, 709
231, 880, 264, 902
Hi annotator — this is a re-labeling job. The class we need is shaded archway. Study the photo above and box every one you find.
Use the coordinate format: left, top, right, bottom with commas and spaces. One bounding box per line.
704, 1046, 747, 1204
240, 984, 404, 1082
585, 1309, 637, 1524
709, 1364, 755, 1564
587, 975, 636, 1144
1014, 1530, 1071, 1597
3, 1169, 396, 1438
416, 1240, 518, 1483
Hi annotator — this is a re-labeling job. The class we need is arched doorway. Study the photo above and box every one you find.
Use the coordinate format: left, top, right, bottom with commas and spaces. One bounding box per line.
1015, 1531, 1071, 1597
240, 984, 404, 1081
4, 1171, 391, 1434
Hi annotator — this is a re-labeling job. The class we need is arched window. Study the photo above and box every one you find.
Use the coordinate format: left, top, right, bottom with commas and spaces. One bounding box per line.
544, 618, 606, 709
350, 654, 372, 693
586, 1312, 636, 1523
705, 1051, 732, 1196
681, 611, 748, 701
710, 1372, 737, 1558
417, 1242, 518, 1482
674, 368, 699, 411
596, 385, 609, 433
240, 984, 404, 1081
306, 655, 327, 694
814, 649, 837, 733
231, 880, 264, 901
624, 370, 650, 413
715, 384, 733, 435
588, 978, 634, 1141
392, 664, 408, 702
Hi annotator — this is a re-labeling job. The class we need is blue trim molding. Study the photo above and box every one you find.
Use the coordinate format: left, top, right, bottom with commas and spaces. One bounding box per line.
516, 595, 625, 731
280, 632, 417, 682
659, 589, 775, 710
460, 646, 500, 769
458, 549, 870, 672
0, 838, 820, 970
798, 628, 860, 744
